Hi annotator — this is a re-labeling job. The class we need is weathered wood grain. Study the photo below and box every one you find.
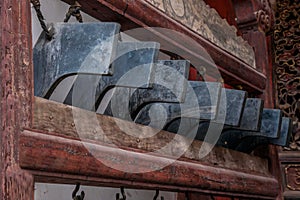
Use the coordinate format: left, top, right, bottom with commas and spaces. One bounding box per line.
33, 97, 269, 175
20, 130, 279, 198
0, 0, 34, 199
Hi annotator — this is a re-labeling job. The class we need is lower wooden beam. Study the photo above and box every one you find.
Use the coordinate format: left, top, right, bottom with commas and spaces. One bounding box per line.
20, 130, 279, 199
33, 97, 269, 175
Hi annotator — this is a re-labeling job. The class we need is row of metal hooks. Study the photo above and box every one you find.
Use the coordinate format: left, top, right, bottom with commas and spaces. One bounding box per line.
73, 184, 190, 200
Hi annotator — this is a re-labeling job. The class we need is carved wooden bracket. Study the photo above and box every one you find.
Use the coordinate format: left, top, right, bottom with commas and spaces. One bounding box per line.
285, 165, 300, 191
232, 0, 275, 34
284, 123, 300, 151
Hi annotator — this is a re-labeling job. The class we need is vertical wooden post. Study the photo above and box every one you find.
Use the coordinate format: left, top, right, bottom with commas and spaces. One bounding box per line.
232, 1, 282, 199
0, 0, 34, 199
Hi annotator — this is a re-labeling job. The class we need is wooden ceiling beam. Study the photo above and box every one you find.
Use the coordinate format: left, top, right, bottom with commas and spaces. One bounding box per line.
61, 0, 267, 94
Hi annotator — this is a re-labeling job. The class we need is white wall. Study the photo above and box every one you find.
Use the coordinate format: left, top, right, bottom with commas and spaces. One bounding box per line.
31, 0, 98, 45
35, 183, 177, 200
32, 1, 177, 199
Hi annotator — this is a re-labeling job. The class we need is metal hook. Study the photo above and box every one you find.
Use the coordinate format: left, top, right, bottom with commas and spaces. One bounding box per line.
30, 0, 54, 40
185, 192, 190, 200
153, 189, 164, 200
116, 187, 126, 200
72, 183, 85, 200
64, 0, 83, 23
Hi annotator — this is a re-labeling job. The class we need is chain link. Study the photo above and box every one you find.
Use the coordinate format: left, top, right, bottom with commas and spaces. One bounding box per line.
64, 1, 83, 23
31, 0, 84, 40
30, 0, 54, 40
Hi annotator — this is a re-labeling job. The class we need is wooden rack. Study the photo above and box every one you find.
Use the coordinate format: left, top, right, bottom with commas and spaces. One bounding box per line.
0, 0, 282, 199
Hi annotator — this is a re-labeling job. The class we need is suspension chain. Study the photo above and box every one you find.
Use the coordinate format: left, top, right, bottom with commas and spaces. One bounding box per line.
30, 0, 54, 40
64, 1, 83, 23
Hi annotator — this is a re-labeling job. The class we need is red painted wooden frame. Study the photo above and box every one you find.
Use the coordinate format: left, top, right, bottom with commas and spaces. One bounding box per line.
0, 0, 281, 199
20, 130, 279, 199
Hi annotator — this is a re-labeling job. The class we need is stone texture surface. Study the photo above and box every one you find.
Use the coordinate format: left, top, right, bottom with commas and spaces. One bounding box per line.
34, 22, 120, 97
102, 60, 190, 119
239, 98, 264, 131
134, 81, 222, 130
233, 117, 292, 153
63, 41, 159, 110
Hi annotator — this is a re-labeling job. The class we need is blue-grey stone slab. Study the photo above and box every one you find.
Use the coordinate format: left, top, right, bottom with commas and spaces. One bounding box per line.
134, 81, 222, 130
238, 98, 264, 131
269, 117, 292, 146
216, 89, 247, 126
64, 41, 160, 110
260, 109, 282, 138
34, 22, 120, 98
215, 98, 263, 133
101, 60, 190, 119
217, 109, 282, 150
164, 88, 247, 138
234, 117, 292, 153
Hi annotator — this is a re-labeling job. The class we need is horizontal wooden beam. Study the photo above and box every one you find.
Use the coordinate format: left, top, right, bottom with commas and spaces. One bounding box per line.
26, 97, 279, 198
283, 191, 300, 199
33, 97, 269, 174
279, 152, 300, 163
20, 130, 278, 198
61, 0, 266, 93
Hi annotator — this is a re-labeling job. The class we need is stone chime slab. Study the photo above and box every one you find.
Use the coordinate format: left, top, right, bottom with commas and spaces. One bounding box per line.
213, 98, 264, 132
233, 117, 292, 153
33, 22, 293, 153
165, 89, 247, 138
217, 109, 283, 151
134, 81, 225, 130
34, 22, 120, 98
64, 41, 160, 110
191, 98, 263, 140
238, 98, 264, 131
216, 89, 247, 126
100, 60, 190, 120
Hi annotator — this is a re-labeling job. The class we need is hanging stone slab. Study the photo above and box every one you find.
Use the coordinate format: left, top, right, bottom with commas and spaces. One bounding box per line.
129, 60, 190, 116
134, 81, 222, 130
238, 98, 264, 131
194, 98, 264, 137
165, 88, 247, 137
64, 41, 160, 111
260, 109, 282, 138
193, 98, 263, 140
34, 22, 120, 98
217, 109, 282, 150
202, 98, 264, 134
234, 117, 292, 153
100, 60, 190, 119
215, 89, 247, 126
269, 117, 293, 146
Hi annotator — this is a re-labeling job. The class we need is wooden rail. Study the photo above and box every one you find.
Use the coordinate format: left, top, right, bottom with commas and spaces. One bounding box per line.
0, 0, 280, 199
18, 97, 280, 199
20, 129, 279, 199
